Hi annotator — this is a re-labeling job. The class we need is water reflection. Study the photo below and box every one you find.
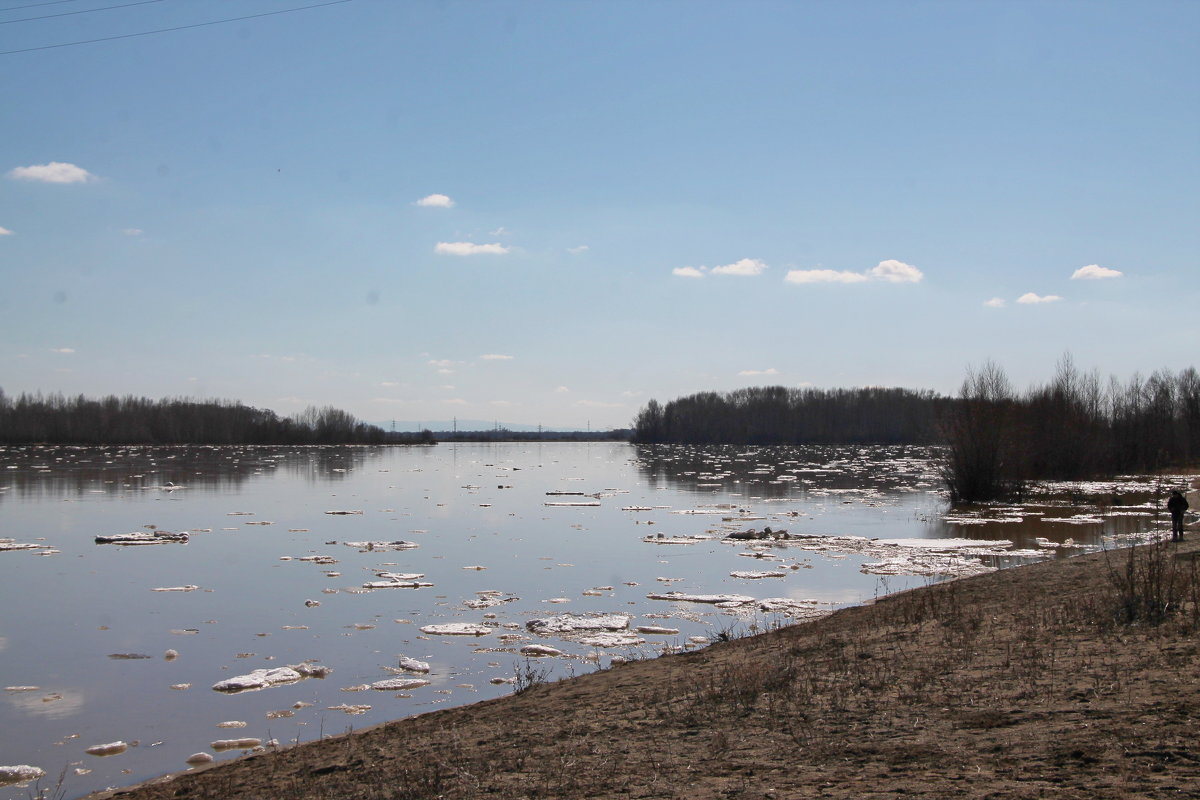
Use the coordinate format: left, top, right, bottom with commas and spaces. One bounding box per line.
634, 443, 942, 499
5, 688, 85, 720
0, 445, 395, 501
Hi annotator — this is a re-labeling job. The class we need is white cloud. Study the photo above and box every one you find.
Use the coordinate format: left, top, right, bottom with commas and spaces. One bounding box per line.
51, 347, 75, 354
489, 400, 515, 407
490, 226, 509, 236
672, 266, 706, 278
983, 297, 1006, 308
121, 228, 144, 236
567, 245, 589, 255
868, 259, 923, 283
1017, 292, 1062, 304
1071, 264, 1123, 280
416, 193, 454, 208
480, 354, 514, 361
555, 386, 570, 393
429, 359, 461, 374
738, 368, 780, 377
9, 162, 95, 184
446, 398, 467, 405
434, 241, 510, 256
711, 258, 767, 277
380, 381, 400, 387
784, 269, 869, 284
0, 226, 12, 236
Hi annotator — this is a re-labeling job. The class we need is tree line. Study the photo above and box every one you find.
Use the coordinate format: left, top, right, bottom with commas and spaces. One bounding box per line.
940, 357, 1200, 501
632, 358, 1200, 502
632, 386, 942, 445
0, 390, 389, 445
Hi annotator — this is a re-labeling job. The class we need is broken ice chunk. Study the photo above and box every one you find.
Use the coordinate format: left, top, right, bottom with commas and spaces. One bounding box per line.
646, 592, 755, 605
419, 623, 492, 636
85, 741, 128, 757
0, 766, 45, 786
211, 663, 330, 693
526, 614, 631, 635
397, 656, 430, 673
370, 678, 430, 691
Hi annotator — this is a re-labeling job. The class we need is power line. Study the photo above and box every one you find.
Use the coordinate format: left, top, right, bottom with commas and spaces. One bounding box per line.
1, 0, 164, 26
0, 0, 352, 55
0, 0, 84, 12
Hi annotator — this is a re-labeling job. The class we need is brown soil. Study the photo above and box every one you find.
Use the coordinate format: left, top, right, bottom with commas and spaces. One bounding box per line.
91, 518, 1200, 799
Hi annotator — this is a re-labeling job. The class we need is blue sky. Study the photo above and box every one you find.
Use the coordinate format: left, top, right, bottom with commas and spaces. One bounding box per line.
2, 0, 1196, 430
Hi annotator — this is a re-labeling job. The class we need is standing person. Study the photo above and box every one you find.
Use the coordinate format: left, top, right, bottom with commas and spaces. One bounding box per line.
1168, 490, 1189, 541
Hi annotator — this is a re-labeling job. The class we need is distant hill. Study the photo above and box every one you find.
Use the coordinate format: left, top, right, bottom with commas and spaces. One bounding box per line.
371, 419, 593, 434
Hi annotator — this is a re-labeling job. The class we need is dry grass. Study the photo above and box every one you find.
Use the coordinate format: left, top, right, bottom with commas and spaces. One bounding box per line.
93, 534, 1200, 800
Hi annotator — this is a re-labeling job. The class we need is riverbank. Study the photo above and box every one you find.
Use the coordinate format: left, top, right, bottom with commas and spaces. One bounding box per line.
90, 510, 1200, 799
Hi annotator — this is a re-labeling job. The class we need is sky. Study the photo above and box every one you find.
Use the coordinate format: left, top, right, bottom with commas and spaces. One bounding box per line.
1, 0, 1197, 431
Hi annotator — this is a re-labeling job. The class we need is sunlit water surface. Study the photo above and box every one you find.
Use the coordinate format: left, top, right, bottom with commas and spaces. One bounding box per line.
0, 443, 1177, 798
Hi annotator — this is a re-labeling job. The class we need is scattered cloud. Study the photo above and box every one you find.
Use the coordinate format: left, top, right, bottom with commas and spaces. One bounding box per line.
1071, 264, 1123, 280
620, 390, 642, 398
672, 266, 706, 278
416, 193, 454, 208
567, 245, 589, 255
480, 353, 514, 361
490, 227, 509, 236
380, 381, 400, 387
785, 259, 923, 286
711, 258, 767, 277
8, 161, 95, 184
434, 241, 510, 256
428, 358, 460, 374
1017, 292, 1062, 305
446, 398, 467, 405
738, 368, 779, 377
121, 228, 143, 236
555, 386, 570, 393
50, 347, 75, 354
983, 297, 1006, 308
784, 269, 868, 284
867, 259, 923, 283
0, 226, 12, 236
489, 400, 515, 407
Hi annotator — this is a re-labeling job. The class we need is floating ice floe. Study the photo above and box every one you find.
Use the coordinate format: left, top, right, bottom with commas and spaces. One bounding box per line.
151, 585, 199, 592
578, 633, 645, 648
464, 592, 518, 609
325, 510, 363, 515
526, 613, 632, 635
520, 644, 564, 657
363, 579, 433, 589
419, 623, 492, 636
328, 704, 371, 714
397, 656, 430, 673
0, 540, 49, 552
185, 753, 214, 765
544, 501, 601, 507
211, 738, 261, 752
343, 540, 419, 551
371, 678, 430, 691
85, 741, 128, 757
647, 592, 755, 605
0, 765, 45, 786
95, 531, 188, 545
730, 570, 787, 579
642, 535, 711, 544
212, 663, 331, 693
636, 625, 680, 635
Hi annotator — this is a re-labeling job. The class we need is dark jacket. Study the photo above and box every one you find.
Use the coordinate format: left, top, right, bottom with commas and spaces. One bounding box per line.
1168, 493, 1189, 515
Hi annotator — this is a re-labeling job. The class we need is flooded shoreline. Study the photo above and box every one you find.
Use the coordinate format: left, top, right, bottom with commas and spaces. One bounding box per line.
0, 443, 1188, 798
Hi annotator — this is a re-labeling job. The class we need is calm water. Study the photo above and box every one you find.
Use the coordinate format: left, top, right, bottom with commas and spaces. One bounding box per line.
0, 443, 1170, 798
